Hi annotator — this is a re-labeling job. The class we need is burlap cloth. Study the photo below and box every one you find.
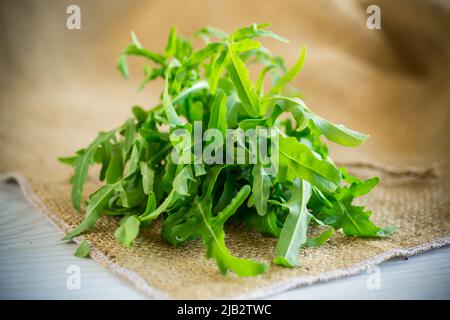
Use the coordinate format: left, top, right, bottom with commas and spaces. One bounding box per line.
0, 0, 449, 299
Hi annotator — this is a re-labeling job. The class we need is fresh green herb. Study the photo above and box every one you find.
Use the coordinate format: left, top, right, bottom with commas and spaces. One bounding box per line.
74, 239, 91, 258
115, 215, 141, 247
271, 178, 312, 267
60, 23, 395, 276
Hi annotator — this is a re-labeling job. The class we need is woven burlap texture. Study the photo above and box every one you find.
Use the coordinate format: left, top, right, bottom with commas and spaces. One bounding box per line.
0, 0, 449, 299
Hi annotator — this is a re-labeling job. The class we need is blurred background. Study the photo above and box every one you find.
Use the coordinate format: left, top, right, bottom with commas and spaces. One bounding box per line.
1, 0, 449, 168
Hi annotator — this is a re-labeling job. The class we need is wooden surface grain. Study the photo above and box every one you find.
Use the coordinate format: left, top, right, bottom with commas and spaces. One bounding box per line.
0, 181, 449, 299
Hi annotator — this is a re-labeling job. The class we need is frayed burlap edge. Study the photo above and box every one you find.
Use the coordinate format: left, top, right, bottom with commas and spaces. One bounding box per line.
1, 172, 449, 300
0, 172, 170, 300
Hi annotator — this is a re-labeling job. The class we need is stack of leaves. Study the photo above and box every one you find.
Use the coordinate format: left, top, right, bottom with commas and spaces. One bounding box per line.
60, 24, 396, 276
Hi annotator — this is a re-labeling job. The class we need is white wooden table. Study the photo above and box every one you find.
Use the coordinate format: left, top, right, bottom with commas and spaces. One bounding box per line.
0, 181, 449, 299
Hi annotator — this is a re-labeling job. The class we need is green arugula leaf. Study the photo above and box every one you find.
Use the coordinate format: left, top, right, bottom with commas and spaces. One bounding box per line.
124, 44, 165, 64
256, 65, 277, 96
267, 47, 306, 96
140, 165, 196, 222
132, 105, 148, 123
213, 173, 235, 213
117, 179, 146, 209
165, 26, 178, 57
118, 40, 165, 79
98, 141, 112, 181
58, 152, 82, 166
172, 165, 196, 196
312, 117, 369, 147
123, 139, 142, 178
105, 144, 123, 184
303, 228, 334, 248
74, 239, 90, 258
273, 178, 312, 267
195, 26, 228, 42
117, 54, 129, 79
140, 161, 154, 195
232, 39, 262, 53
227, 42, 261, 117
278, 135, 342, 192
196, 182, 268, 276
209, 48, 229, 94
263, 95, 367, 146
208, 92, 228, 136
318, 176, 396, 237
321, 198, 394, 238
63, 183, 117, 240
183, 42, 223, 69
131, 31, 143, 48
163, 63, 183, 127
231, 23, 288, 43
251, 164, 271, 216
70, 131, 116, 212
122, 119, 137, 157
244, 207, 282, 237
114, 215, 141, 247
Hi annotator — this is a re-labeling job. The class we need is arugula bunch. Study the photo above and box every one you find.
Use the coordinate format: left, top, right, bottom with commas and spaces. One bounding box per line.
60, 24, 395, 275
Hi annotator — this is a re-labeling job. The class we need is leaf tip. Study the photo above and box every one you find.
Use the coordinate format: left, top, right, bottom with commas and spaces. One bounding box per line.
118, 54, 129, 79
377, 225, 398, 237
273, 256, 297, 268
130, 31, 142, 48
